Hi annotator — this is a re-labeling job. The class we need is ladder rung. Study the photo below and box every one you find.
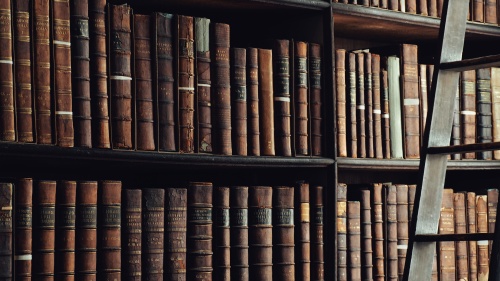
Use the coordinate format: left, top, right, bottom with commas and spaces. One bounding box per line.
440, 54, 500, 72
427, 142, 500, 155
414, 233, 494, 242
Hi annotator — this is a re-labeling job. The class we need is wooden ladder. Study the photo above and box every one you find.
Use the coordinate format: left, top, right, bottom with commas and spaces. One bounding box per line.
402, 0, 500, 280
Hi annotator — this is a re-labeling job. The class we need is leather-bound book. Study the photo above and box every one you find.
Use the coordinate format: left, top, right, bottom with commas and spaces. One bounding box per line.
337, 183, 348, 281
97, 181, 122, 280
249, 186, 273, 280
142, 188, 165, 280
454, 192, 468, 281
372, 183, 384, 281
165, 187, 187, 281
123, 189, 142, 281
296, 181, 311, 281
467, 192, 478, 281
452, 87, 461, 160
232, 48, 248, 156
0, 183, 12, 280
14, 0, 34, 143
372, 0, 380, 7
273, 186, 295, 281
438, 189, 455, 280
247, 48, 260, 156
477, 194, 489, 280
0, 0, 13, 142
364, 52, 374, 158
356, 52, 366, 158
488, 188, 498, 253
408, 184, 416, 221
477, 68, 493, 160
389, 0, 398, 10
418, 0, 428, 15
388, 56, 403, 158
155, 13, 176, 152
273, 40, 292, 157
258, 49, 275, 156
492, 68, 500, 159
437, 0, 444, 17
187, 182, 213, 281
406, 0, 416, 13
34, 0, 52, 144
71, 0, 91, 147
401, 44, 420, 159
109, 4, 133, 149
295, 41, 309, 156
310, 43, 322, 156
337, 49, 347, 157
428, 0, 437, 16
75, 181, 98, 280
347, 52, 357, 158
89, 0, 110, 148
33, 181, 56, 279
55, 181, 77, 279
360, 189, 373, 281
211, 23, 232, 155
385, 184, 398, 281
362, 0, 369, 6
178, 15, 195, 153
213, 186, 230, 281
381, 69, 391, 159
347, 201, 361, 281
396, 184, 408, 280
419, 64, 428, 143
15, 179, 33, 280
461, 70, 477, 159
473, 0, 485, 22
230, 186, 249, 281
134, 14, 155, 151
486, 0, 497, 23
372, 54, 383, 159
380, 0, 388, 8
195, 17, 212, 153
311, 185, 324, 281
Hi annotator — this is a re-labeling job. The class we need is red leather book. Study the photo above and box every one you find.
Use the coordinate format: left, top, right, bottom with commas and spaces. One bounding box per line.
258, 49, 275, 156
296, 181, 310, 281
230, 186, 249, 281
142, 188, 165, 280
33, 181, 56, 279
273, 186, 295, 281
55, 181, 77, 279
310, 43, 323, 157
336, 49, 347, 157
232, 48, 248, 156
247, 48, 260, 156
165, 187, 187, 281
0, 0, 14, 142
249, 186, 273, 280
294, 41, 309, 156
0, 183, 12, 279
311, 185, 324, 281
214, 187, 230, 281
76, 181, 98, 280
15, 179, 33, 280
123, 189, 142, 280
273, 40, 292, 157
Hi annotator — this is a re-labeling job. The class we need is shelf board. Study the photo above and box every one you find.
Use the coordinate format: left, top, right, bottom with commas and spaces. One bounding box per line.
337, 157, 500, 171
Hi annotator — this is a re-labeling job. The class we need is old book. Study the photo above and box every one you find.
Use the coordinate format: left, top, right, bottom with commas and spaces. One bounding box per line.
134, 14, 155, 151
485, 0, 497, 23
364, 52, 374, 158
33, 181, 56, 279
75, 181, 98, 280
356, 52, 366, 158
274, 40, 292, 157
473, 0, 485, 22
405, 0, 416, 12
347, 201, 361, 281
195, 17, 212, 153
467, 192, 478, 281
296, 181, 311, 281
295, 41, 309, 156
311, 185, 324, 281
310, 43, 322, 156
477, 68, 493, 159
488, 188, 498, 254
0, 0, 13, 142
55, 181, 77, 279
187, 182, 213, 281
437, 0, 444, 16
387, 56, 403, 158
389, 0, 398, 10
451, 86, 461, 160
230, 186, 249, 281
258, 49, 275, 156
372, 183, 385, 281
273, 186, 295, 281
178, 15, 195, 153
454, 192, 468, 281
337, 49, 347, 157
381, 69, 391, 159
89, 0, 110, 148
212, 23, 232, 155
249, 186, 273, 280
14, 0, 34, 143
123, 189, 142, 280
381, 0, 388, 8
418, 0, 428, 14
408, 184, 416, 222
492, 68, 500, 159
337, 183, 348, 281
401, 44, 420, 159
385, 184, 398, 281
396, 184, 408, 280
347, 52, 358, 158
143, 188, 165, 280
0, 183, 12, 280
232, 48, 248, 156
15, 179, 33, 280
214, 186, 230, 281
477, 195, 489, 281
372, 54, 383, 159
428, 0, 438, 16
155, 13, 176, 152
461, 70, 477, 159
165, 187, 187, 281
419, 64, 428, 143
247, 48, 260, 156
372, 0, 380, 6
360, 189, 373, 281
438, 189, 455, 280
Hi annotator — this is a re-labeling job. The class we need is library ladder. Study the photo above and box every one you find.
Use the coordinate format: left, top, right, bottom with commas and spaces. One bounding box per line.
402, 0, 500, 280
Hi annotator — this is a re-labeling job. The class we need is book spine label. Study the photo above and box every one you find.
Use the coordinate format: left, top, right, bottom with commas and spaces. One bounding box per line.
143, 188, 165, 280
55, 181, 77, 278
165, 188, 187, 281
247, 48, 260, 156
348, 53, 357, 158
295, 42, 309, 156
33, 181, 56, 278
76, 181, 98, 280
214, 187, 230, 281
274, 40, 292, 157
347, 201, 361, 281
401, 44, 420, 159
477, 68, 493, 159
364, 52, 374, 158
337, 183, 347, 281
310, 44, 322, 156
230, 186, 249, 281
356, 52, 366, 158
381, 69, 391, 159
232, 48, 248, 156
258, 49, 275, 156
0, 183, 12, 279
0, 0, 14, 142
123, 189, 142, 280
273, 186, 295, 281
15, 179, 33, 279
249, 186, 273, 280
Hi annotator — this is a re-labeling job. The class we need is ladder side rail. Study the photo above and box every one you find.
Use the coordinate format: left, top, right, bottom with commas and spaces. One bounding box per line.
488, 195, 500, 280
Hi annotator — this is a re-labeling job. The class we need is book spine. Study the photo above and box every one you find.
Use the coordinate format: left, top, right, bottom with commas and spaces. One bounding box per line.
337, 183, 348, 281
356, 52, 366, 158
247, 48, 260, 156
122, 189, 142, 281
195, 17, 212, 153
310, 43, 322, 156
372, 183, 385, 281
386, 184, 398, 281
249, 186, 273, 280
214, 186, 230, 281
452, 86, 461, 159
187, 182, 213, 281
75, 181, 98, 280
396, 185, 408, 280
0, 0, 14, 142
360, 189, 373, 281
461, 70, 477, 159
438, 189, 455, 280
473, 0, 485, 21
165, 187, 187, 281
89, 0, 110, 148
348, 52, 357, 158
372, 54, 383, 159
419, 64, 428, 144
381, 69, 391, 159
295, 41, 309, 156
467, 192, 478, 281
14, 0, 34, 143
401, 44, 420, 159
488, 188, 498, 253
232, 48, 248, 156
454, 192, 468, 281
477, 68, 493, 159
142, 188, 165, 280
437, 0, 444, 17
418, 0, 428, 15
274, 40, 292, 157
486, 0, 497, 23
491, 68, 500, 159
389, 0, 398, 10
311, 185, 324, 281
258, 48, 275, 156
97, 181, 122, 280
273, 186, 295, 281
230, 186, 249, 281
336, 49, 347, 157
364, 52, 374, 158
15, 179, 33, 280
362, 0, 369, 6
347, 201, 361, 281
408, 184, 416, 222
296, 181, 311, 281
55, 181, 77, 279
372, 0, 380, 7
428, 0, 438, 16
406, 0, 416, 12
477, 194, 489, 280
388, 56, 403, 159
33, 180, 56, 279
134, 14, 155, 151
109, 4, 133, 149
0, 183, 12, 279
380, 0, 388, 8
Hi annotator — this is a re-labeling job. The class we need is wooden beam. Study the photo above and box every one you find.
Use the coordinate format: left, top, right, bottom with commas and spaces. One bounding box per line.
428, 141, 500, 154
414, 232, 494, 242
440, 54, 500, 72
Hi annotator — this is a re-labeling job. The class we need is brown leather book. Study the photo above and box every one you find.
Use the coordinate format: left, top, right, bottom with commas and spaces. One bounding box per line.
408, 184, 416, 222
418, 0, 428, 15
477, 194, 489, 280
0, 0, 14, 142
381, 69, 391, 159
372, 183, 385, 281
249, 186, 273, 280
14, 0, 34, 143
347, 201, 361, 281
89, 0, 110, 149
461, 70, 477, 159
97, 181, 122, 280
337, 49, 347, 157
453, 192, 468, 281
437, 0, 444, 17
165, 187, 187, 281
0, 183, 12, 279
195, 17, 212, 153
438, 189, 455, 280
372, 54, 383, 159
488, 188, 498, 253
258, 49, 275, 156
396, 184, 408, 280
230, 186, 249, 281
467, 192, 478, 281
405, 0, 417, 12
473, 0, 485, 22
486, 0, 497, 24
155, 13, 176, 152
362, 0, 369, 6
33, 181, 56, 279
247, 48, 260, 156
356, 52, 366, 158
311, 185, 324, 281
452, 86, 461, 160
109, 4, 133, 149
360, 189, 373, 281
380, 0, 388, 8
15, 179, 33, 280
347, 52, 358, 158
364, 52, 374, 158
273, 40, 292, 157
232, 48, 248, 156
401, 44, 420, 159
419, 64, 428, 144
385, 184, 398, 281
187, 182, 213, 281
372, 0, 380, 7
55, 181, 77, 279
273, 186, 295, 281
310, 43, 322, 157
123, 189, 142, 281
134, 14, 155, 151
294, 41, 309, 156
214, 186, 230, 281
492, 68, 500, 159
428, 0, 438, 16
477, 68, 493, 160
212, 23, 232, 155
76, 181, 98, 280
337, 183, 348, 281
296, 181, 311, 281
389, 0, 398, 10
143, 188, 165, 280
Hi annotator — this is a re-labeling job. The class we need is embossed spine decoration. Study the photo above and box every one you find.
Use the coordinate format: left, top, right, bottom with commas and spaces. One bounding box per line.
75, 181, 98, 280
123, 189, 142, 281
273, 186, 295, 281
142, 188, 165, 280
310, 44, 322, 156
372, 184, 384, 281
214, 186, 230, 281
477, 195, 489, 280
311, 185, 324, 281
247, 48, 260, 156
258, 49, 275, 156
294, 42, 309, 155
0, 183, 12, 279
15, 179, 33, 280
396, 185, 408, 280
296, 181, 310, 281
33, 181, 56, 279
385, 184, 398, 281
274, 40, 292, 157
165, 187, 187, 280
232, 48, 247, 156
249, 186, 273, 280
55, 181, 76, 279
230, 186, 249, 281
0, 0, 14, 142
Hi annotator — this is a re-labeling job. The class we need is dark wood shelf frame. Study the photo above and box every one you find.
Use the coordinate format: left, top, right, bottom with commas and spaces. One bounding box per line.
337, 157, 500, 171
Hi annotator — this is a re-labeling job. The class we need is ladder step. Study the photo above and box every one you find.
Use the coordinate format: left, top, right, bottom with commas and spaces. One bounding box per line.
427, 142, 500, 155
440, 54, 500, 72
415, 233, 494, 242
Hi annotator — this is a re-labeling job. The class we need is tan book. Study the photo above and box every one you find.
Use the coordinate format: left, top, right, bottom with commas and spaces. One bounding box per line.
477, 195, 489, 281
336, 49, 347, 157
467, 192, 478, 281
337, 183, 348, 281
454, 192, 468, 281
438, 189, 455, 280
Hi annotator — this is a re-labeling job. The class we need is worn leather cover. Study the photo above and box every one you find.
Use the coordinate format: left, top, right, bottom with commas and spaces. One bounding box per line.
214, 187, 230, 281
230, 186, 249, 281
258, 49, 275, 156
0, 0, 14, 142
356, 52, 366, 158
396, 185, 408, 280
294, 42, 309, 156
461, 70, 477, 159
477, 68, 493, 160
491, 68, 500, 159
347, 53, 357, 158
247, 48, 260, 156
437, 0, 444, 17
165, 188, 187, 281
0, 183, 12, 279
76, 181, 98, 280
311, 185, 324, 281
371, 184, 384, 281
296, 181, 310, 281
347, 201, 361, 281
438, 189, 456, 280
401, 44, 420, 159
33, 181, 56, 279
477, 195, 489, 281
143, 188, 165, 280
364, 52, 374, 158
337, 183, 347, 281
336, 49, 347, 157
249, 186, 272, 280
274, 40, 292, 157
273, 186, 294, 281
310, 43, 322, 157
467, 192, 478, 281
372, 54, 383, 159
453, 192, 468, 281
385, 184, 398, 281
232, 48, 248, 156
485, 0, 497, 23
359, 190, 373, 281
15, 179, 33, 280
134, 14, 155, 151
123, 189, 142, 280
380, 0, 388, 9
195, 18, 212, 153
405, 0, 416, 13
55, 181, 77, 279
418, 0, 428, 15
389, 0, 398, 11
381, 69, 391, 159
419, 64, 428, 147
473, 0, 485, 22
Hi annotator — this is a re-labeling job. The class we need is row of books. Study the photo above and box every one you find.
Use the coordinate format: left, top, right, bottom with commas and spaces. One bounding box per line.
0, 179, 325, 281
0, 0, 324, 157
337, 183, 499, 281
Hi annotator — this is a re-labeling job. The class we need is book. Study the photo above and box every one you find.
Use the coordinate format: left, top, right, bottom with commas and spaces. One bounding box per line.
75, 181, 98, 280
418, 0, 428, 15
372, 54, 383, 159
356, 52, 366, 158
122, 189, 142, 280
165, 187, 187, 280
438, 189, 455, 280
401, 44, 420, 159
33, 181, 56, 279
337, 49, 347, 157
461, 70, 477, 159
258, 49, 275, 156
337, 183, 348, 281
55, 181, 77, 279
310, 43, 323, 156
454, 192, 468, 281
15, 179, 32, 280
396, 184, 408, 280
360, 189, 373, 281
274, 40, 292, 157
134, 14, 155, 151
385, 184, 398, 281
364, 52, 374, 158
295, 41, 309, 156
381, 69, 391, 159
232, 48, 248, 156
428, 0, 438, 17
477, 68, 493, 160
477, 194, 489, 280
230, 186, 249, 281
311, 185, 324, 281
214, 186, 230, 281
473, 0, 485, 22
347, 52, 358, 158
249, 186, 273, 280
419, 64, 428, 142
467, 192, 478, 281
347, 201, 361, 281
273, 186, 295, 281
485, 0, 497, 23
406, 0, 416, 13
0, 183, 12, 279
142, 188, 165, 280
372, 183, 385, 281
451, 86, 461, 160
296, 181, 311, 281
247, 48, 260, 156
492, 68, 500, 159
437, 0, 444, 17
488, 188, 498, 253
389, 0, 398, 10
387, 56, 403, 159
